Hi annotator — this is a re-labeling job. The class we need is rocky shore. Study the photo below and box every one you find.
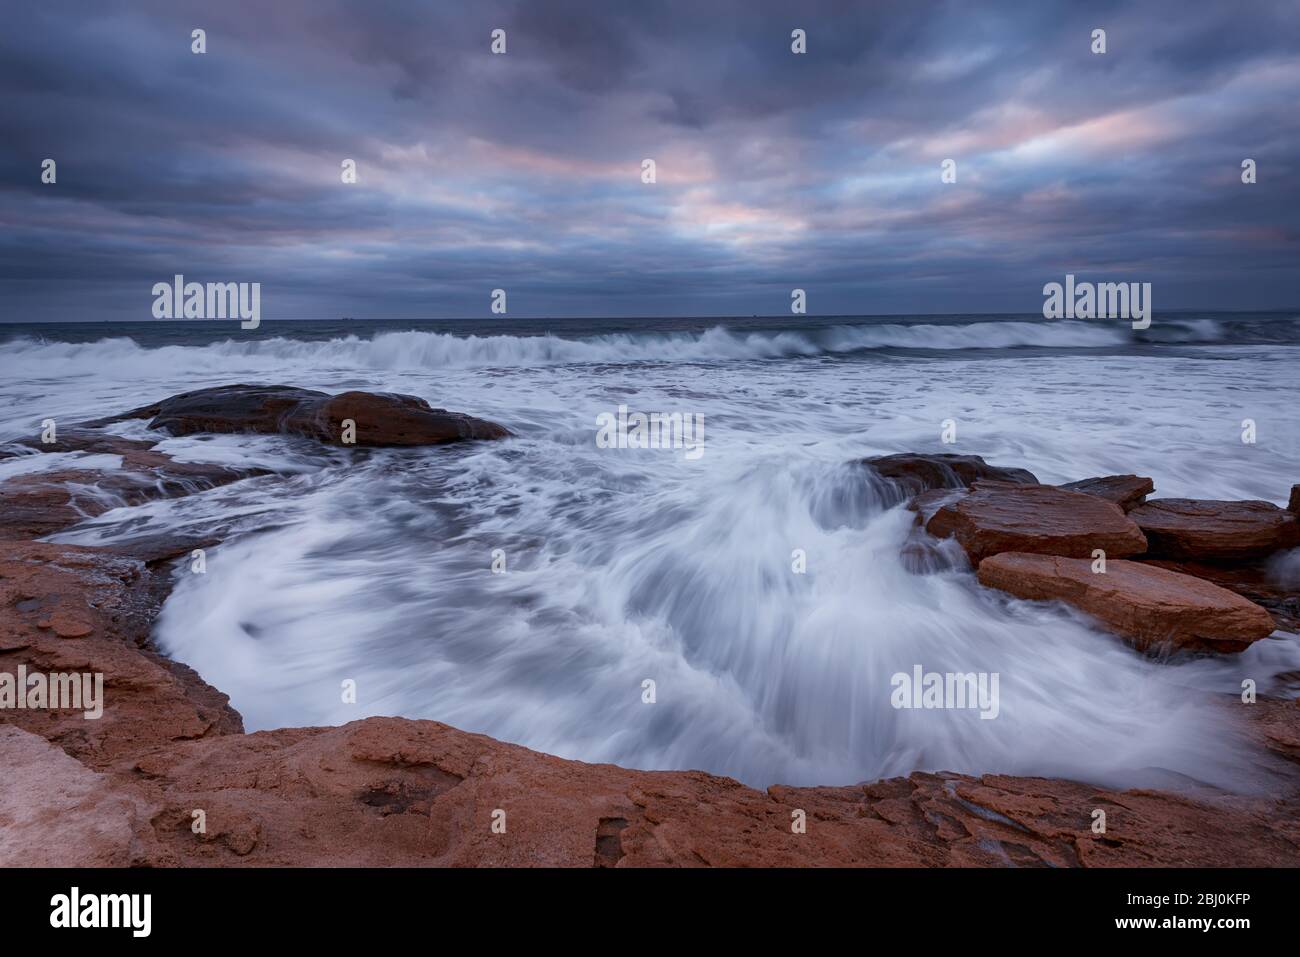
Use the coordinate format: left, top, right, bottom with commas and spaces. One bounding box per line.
2, 388, 1299, 867
875, 453, 1299, 653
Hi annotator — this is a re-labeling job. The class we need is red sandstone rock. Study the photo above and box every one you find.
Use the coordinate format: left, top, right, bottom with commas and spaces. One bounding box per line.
1129, 498, 1300, 562
1288, 485, 1299, 514
10, 429, 271, 482
99, 384, 511, 447
898, 538, 949, 574
1142, 559, 1300, 634
46, 611, 93, 638
925, 480, 1148, 564
0, 427, 268, 540
907, 487, 967, 522
863, 452, 1038, 498
1059, 474, 1154, 512
0, 726, 157, 867
4, 437, 1300, 868
310, 390, 511, 445
0, 542, 243, 769
2, 539, 1299, 867
10, 429, 165, 462
0, 470, 102, 538
5, 704, 1300, 867
0, 457, 260, 540
977, 552, 1276, 653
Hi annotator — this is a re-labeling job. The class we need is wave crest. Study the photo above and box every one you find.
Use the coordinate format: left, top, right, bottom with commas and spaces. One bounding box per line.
0, 319, 1163, 373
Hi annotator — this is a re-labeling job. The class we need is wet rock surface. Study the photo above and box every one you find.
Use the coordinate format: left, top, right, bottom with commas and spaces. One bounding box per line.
98, 384, 512, 447
863, 452, 1039, 499
2, 438, 1299, 866
977, 552, 1277, 654
1142, 558, 1300, 634
1059, 474, 1154, 512
1130, 498, 1300, 562
924, 480, 1149, 564
0, 535, 1296, 866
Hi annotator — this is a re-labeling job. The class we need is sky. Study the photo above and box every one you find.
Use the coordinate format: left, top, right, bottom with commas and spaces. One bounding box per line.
1, 0, 1298, 322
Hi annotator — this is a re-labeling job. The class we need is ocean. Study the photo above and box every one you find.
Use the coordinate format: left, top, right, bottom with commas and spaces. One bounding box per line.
2, 311, 1298, 790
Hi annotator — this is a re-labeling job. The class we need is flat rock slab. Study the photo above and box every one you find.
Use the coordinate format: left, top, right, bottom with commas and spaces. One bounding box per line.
977, 552, 1277, 653
1129, 498, 1300, 562
0, 457, 261, 539
862, 452, 1038, 498
97, 384, 511, 447
925, 480, 1148, 563
1059, 474, 1154, 512
1142, 559, 1300, 634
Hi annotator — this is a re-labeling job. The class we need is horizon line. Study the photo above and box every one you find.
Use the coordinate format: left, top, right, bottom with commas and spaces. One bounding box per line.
4, 307, 1298, 325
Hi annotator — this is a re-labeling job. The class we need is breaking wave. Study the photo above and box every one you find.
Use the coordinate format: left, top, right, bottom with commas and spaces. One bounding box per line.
0, 318, 1219, 375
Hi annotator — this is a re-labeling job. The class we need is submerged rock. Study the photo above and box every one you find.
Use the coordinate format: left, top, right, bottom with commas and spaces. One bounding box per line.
0, 382, 507, 540
1129, 498, 1300, 562
908, 487, 967, 522
862, 452, 1038, 498
1059, 474, 1154, 512
0, 458, 260, 540
99, 384, 511, 447
925, 480, 1148, 563
977, 552, 1277, 654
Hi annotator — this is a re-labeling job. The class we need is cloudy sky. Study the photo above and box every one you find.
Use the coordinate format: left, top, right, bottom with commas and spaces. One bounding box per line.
2, 0, 1297, 321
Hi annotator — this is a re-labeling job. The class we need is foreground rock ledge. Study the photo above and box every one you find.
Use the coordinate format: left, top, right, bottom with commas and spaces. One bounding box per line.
977, 552, 1277, 654
2, 540, 1299, 867
95, 384, 512, 447
8, 715, 1300, 868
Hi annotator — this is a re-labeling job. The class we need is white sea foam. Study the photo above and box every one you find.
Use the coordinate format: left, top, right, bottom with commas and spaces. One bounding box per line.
0, 319, 1143, 376
7, 320, 1299, 790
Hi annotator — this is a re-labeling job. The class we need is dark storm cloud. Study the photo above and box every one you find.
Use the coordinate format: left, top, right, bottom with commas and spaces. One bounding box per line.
1, 0, 1297, 321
